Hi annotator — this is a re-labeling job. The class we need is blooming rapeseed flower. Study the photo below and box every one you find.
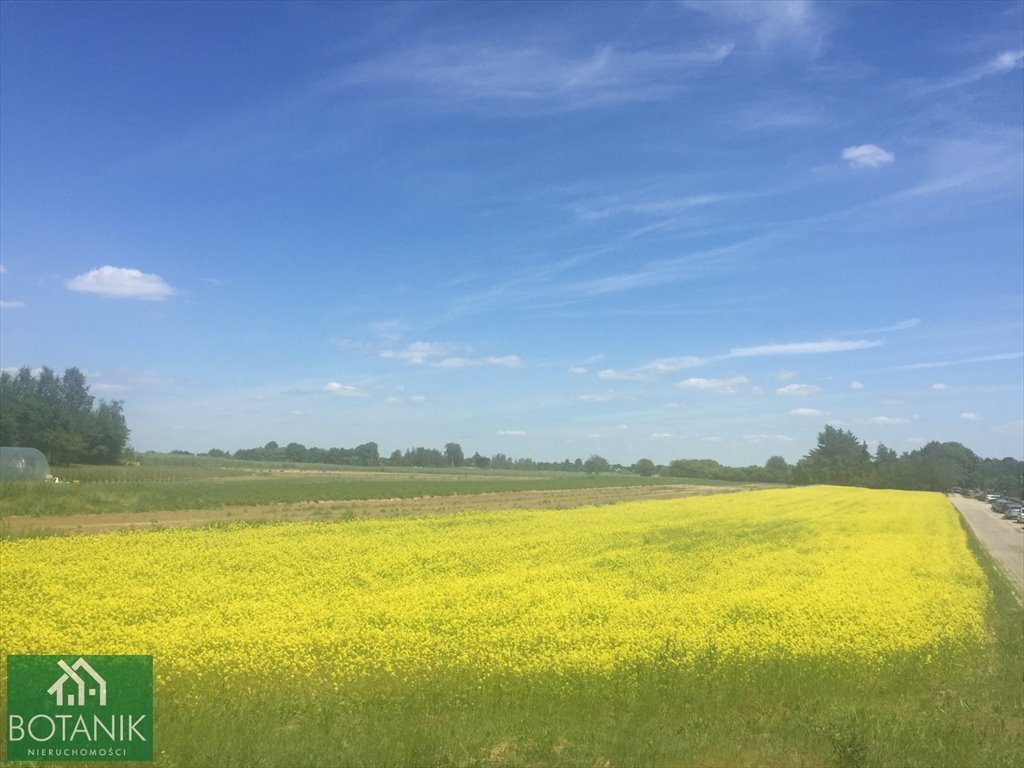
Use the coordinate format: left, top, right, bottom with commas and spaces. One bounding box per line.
0, 487, 988, 692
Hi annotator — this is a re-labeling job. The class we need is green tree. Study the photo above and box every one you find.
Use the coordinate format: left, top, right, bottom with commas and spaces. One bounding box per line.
764, 455, 792, 484
88, 400, 130, 464
584, 454, 610, 474
794, 426, 873, 486
444, 442, 464, 467
632, 458, 656, 476
0, 366, 128, 464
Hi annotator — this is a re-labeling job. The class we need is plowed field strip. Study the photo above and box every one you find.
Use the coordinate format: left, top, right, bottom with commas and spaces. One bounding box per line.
1, 483, 744, 536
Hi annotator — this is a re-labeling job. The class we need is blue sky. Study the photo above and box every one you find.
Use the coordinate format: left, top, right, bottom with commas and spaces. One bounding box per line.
1, 0, 1022, 465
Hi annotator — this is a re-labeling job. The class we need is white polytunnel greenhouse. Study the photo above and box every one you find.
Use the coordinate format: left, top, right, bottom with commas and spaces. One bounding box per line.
0, 447, 51, 482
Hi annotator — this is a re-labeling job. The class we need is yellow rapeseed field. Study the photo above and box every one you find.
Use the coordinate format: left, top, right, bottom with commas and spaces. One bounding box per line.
0, 486, 988, 694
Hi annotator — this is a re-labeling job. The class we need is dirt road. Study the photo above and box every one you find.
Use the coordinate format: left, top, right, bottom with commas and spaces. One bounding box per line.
948, 494, 1023, 596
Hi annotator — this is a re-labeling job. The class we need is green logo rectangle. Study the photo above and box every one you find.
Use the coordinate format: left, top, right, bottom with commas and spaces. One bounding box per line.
6, 655, 153, 762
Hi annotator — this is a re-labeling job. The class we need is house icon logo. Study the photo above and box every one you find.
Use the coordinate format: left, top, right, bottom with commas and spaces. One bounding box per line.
46, 656, 107, 707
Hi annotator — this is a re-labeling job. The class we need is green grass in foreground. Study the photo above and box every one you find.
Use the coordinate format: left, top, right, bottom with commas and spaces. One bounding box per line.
148, 650, 1020, 768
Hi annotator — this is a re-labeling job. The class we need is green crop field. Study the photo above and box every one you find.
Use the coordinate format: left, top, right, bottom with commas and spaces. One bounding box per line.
0, 455, 742, 520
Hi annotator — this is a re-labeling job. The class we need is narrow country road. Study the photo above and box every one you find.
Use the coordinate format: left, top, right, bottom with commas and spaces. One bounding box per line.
948, 494, 1023, 596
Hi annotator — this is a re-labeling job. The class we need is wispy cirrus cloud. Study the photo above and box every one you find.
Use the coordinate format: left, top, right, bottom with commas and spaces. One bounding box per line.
891, 351, 1024, 371
916, 49, 1024, 94
598, 356, 703, 381
592, 333, 886, 387
332, 40, 734, 112
866, 416, 910, 425
380, 341, 460, 365
776, 384, 822, 396
571, 191, 736, 222
727, 339, 881, 357
325, 382, 368, 397
790, 407, 826, 417
678, 375, 749, 394
682, 0, 825, 53
379, 342, 522, 368
744, 433, 794, 443
438, 355, 525, 369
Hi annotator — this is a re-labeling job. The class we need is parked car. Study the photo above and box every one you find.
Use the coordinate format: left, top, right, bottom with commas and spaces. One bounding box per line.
1003, 505, 1022, 520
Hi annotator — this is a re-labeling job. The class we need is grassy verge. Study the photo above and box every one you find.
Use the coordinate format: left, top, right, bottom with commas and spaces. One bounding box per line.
140, 647, 1024, 767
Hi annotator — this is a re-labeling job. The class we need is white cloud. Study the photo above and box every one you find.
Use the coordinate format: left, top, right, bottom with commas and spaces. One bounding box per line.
91, 382, 130, 394
497, 430, 526, 436
66, 266, 176, 300
776, 383, 821, 396
931, 383, 948, 391
0, 300, 26, 309
324, 382, 368, 397
439, 354, 524, 368
960, 412, 981, 422
649, 432, 674, 439
988, 49, 1024, 73
789, 408, 825, 417
727, 339, 880, 357
437, 357, 478, 368
678, 375, 749, 394
775, 370, 798, 381
841, 144, 895, 169
0, 264, 7, 273
850, 381, 865, 390
383, 343, 522, 369
578, 393, 611, 402
568, 366, 588, 375
485, 355, 525, 368
598, 355, 704, 381
867, 416, 910, 425
380, 341, 458, 365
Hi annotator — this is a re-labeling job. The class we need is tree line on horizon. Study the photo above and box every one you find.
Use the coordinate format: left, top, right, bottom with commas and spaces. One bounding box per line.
192, 424, 1023, 498
2, 365, 1019, 497
0, 366, 130, 465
